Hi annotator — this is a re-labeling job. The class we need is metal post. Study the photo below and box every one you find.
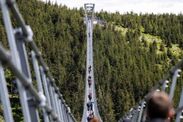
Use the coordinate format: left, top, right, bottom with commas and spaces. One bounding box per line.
40, 66, 53, 121
57, 95, 64, 122
15, 28, 39, 122
0, 1, 31, 121
142, 111, 147, 122
47, 80, 57, 114
31, 51, 44, 93
31, 51, 49, 122
63, 101, 68, 122
57, 94, 64, 121
169, 69, 181, 100
131, 111, 135, 122
53, 89, 61, 120
40, 67, 51, 106
66, 105, 70, 122
131, 109, 138, 122
60, 99, 65, 122
62, 100, 67, 122
176, 88, 183, 122
0, 63, 14, 122
68, 113, 72, 122
138, 101, 145, 122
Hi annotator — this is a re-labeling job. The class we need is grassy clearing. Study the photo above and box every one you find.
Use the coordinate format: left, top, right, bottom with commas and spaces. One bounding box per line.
115, 25, 128, 36
115, 25, 183, 58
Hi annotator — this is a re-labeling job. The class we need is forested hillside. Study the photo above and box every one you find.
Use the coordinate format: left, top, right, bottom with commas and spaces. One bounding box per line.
0, 0, 183, 121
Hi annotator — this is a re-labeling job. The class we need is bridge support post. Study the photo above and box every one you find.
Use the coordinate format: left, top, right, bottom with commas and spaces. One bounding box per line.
137, 101, 145, 122
50, 86, 60, 120
47, 80, 58, 118
66, 105, 71, 122
56, 93, 64, 121
31, 51, 49, 122
176, 88, 183, 122
40, 66, 53, 120
131, 109, 138, 122
14, 27, 40, 122
169, 69, 181, 100
0, 63, 14, 122
62, 100, 68, 122
58, 97, 65, 122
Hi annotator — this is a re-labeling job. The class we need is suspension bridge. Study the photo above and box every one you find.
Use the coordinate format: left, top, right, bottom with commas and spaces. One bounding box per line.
0, 0, 183, 122
81, 3, 102, 122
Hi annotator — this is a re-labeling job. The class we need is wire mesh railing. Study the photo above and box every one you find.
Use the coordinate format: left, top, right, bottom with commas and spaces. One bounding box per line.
0, 0, 76, 122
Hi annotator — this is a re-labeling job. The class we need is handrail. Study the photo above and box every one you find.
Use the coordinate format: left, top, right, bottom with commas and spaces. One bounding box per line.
0, 0, 77, 121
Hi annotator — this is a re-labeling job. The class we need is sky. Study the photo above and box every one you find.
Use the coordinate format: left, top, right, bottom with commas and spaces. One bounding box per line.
41, 0, 183, 14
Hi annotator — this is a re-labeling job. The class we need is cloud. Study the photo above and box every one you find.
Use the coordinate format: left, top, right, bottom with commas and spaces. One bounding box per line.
41, 0, 183, 14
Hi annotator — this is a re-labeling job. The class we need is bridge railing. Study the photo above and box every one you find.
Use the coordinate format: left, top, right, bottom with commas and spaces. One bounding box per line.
0, 0, 76, 122
119, 58, 183, 122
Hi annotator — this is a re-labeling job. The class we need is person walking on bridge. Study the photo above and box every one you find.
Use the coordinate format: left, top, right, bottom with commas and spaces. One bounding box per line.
87, 101, 93, 111
88, 65, 92, 73
87, 112, 94, 122
88, 92, 92, 101
146, 91, 175, 122
88, 78, 92, 87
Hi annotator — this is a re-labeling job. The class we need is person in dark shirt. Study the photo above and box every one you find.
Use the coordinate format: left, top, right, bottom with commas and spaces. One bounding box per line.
88, 93, 92, 101
88, 78, 92, 87
88, 65, 92, 73
87, 101, 93, 111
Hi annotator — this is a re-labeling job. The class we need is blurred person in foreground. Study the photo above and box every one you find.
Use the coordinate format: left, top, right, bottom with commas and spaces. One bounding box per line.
146, 91, 175, 122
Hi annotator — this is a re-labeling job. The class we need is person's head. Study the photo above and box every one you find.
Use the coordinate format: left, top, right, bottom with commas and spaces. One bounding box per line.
146, 91, 175, 120
89, 117, 99, 122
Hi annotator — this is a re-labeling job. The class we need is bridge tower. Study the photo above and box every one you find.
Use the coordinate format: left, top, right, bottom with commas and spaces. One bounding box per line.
81, 3, 102, 122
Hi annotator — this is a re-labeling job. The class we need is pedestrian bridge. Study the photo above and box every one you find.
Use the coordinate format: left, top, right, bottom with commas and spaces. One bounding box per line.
0, 0, 183, 122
